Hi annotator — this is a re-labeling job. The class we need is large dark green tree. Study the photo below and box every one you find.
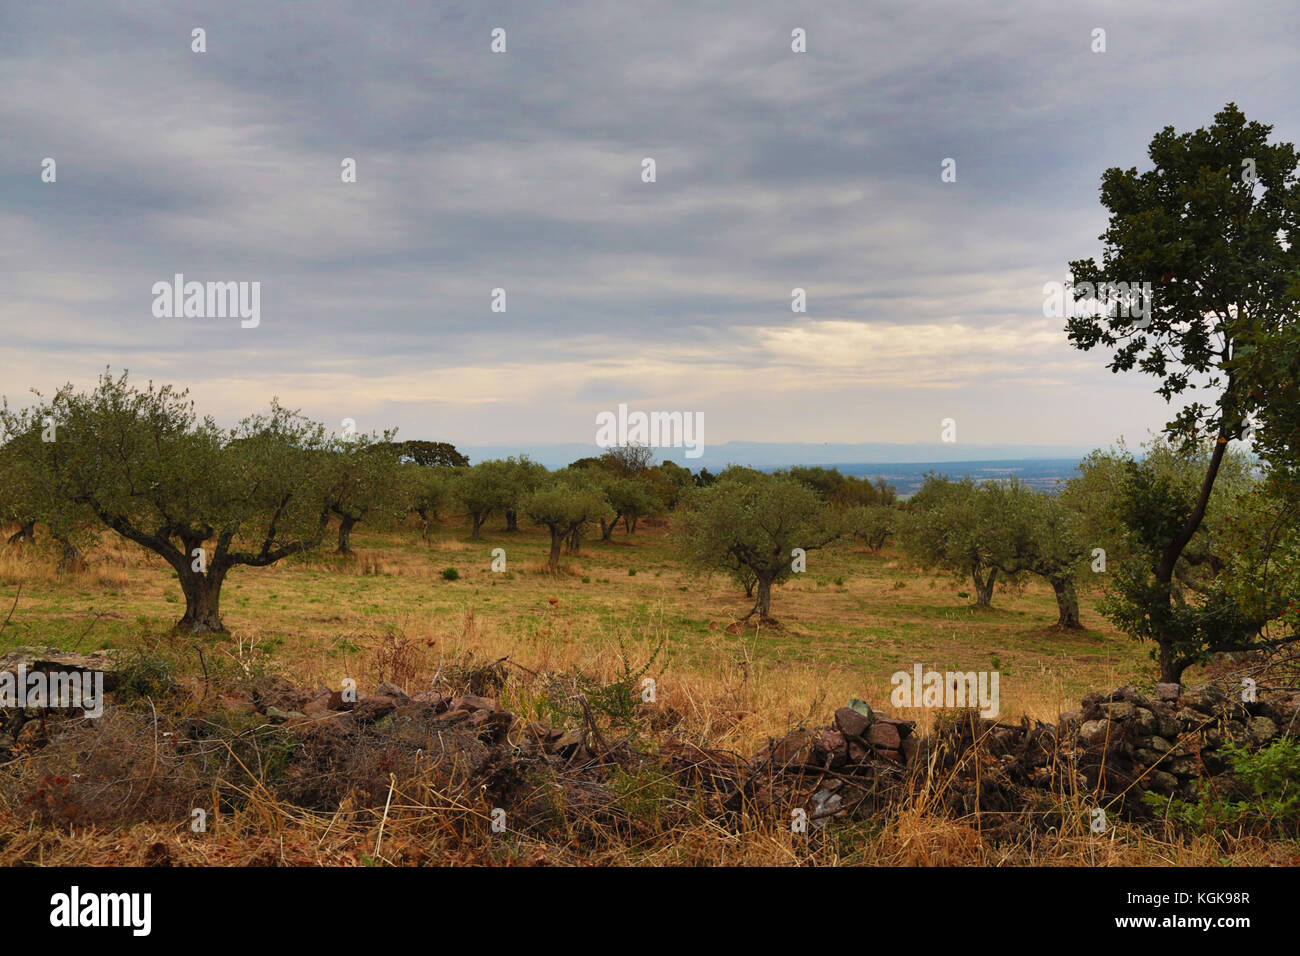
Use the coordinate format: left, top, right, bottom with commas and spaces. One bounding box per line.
1066, 103, 1300, 680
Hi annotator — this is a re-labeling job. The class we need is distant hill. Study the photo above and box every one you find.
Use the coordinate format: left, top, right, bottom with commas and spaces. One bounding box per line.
457, 441, 1094, 472
832, 458, 1083, 497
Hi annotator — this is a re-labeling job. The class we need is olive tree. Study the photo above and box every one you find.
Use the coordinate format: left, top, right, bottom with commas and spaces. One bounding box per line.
455, 460, 516, 539
677, 471, 837, 622
0, 371, 337, 633
322, 435, 408, 554
522, 478, 611, 571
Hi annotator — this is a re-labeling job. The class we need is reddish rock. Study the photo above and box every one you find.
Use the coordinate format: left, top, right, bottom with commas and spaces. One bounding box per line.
352, 694, 398, 723
868, 722, 901, 750
815, 730, 848, 767
763, 729, 815, 767
451, 694, 498, 712
874, 716, 916, 739
834, 707, 871, 738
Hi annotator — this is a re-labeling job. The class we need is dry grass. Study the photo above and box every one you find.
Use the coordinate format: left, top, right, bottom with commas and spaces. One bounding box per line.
0, 517, 1286, 866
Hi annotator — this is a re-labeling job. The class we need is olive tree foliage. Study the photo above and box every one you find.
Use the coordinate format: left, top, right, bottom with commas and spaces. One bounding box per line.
1015, 491, 1091, 629
321, 435, 408, 554
676, 470, 838, 622
901, 476, 1006, 608
405, 464, 456, 541
0, 420, 96, 572
0, 371, 337, 633
903, 475, 1091, 625
1078, 440, 1280, 682
522, 474, 611, 572
454, 459, 517, 539
842, 503, 896, 553
502, 456, 549, 532
1064, 103, 1300, 680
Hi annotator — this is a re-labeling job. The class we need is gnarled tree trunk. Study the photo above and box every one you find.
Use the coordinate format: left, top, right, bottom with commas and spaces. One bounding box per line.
336, 515, 357, 554
972, 565, 997, 607
1050, 576, 1082, 628
6, 520, 35, 547
177, 563, 229, 634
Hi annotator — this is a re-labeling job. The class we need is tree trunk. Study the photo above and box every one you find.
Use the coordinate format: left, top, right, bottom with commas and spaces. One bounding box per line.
336, 516, 357, 554
547, 528, 563, 571
601, 517, 618, 541
1150, 432, 1229, 686
1158, 642, 1185, 685
177, 565, 228, 634
7, 520, 35, 546
973, 566, 997, 607
505, 509, 519, 532
470, 513, 486, 540
747, 577, 774, 622
55, 537, 86, 575
566, 527, 581, 554
1050, 576, 1082, 628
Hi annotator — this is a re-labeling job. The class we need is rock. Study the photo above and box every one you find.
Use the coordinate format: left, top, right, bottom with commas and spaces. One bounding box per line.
1100, 701, 1136, 721
553, 729, 585, 755
1144, 769, 1179, 794
1247, 716, 1278, 747
252, 676, 312, 715
809, 789, 843, 819
1154, 683, 1181, 702
875, 716, 916, 739
767, 729, 816, 767
1181, 684, 1228, 715
352, 695, 398, 723
325, 690, 354, 711
815, 730, 847, 767
1133, 707, 1158, 733
525, 721, 554, 743
451, 694, 498, 712
0, 647, 121, 692
1057, 710, 1083, 738
1165, 756, 1199, 776
867, 722, 900, 750
375, 681, 409, 704
264, 706, 300, 722
303, 695, 333, 718
834, 706, 871, 738
1079, 719, 1112, 747
411, 690, 449, 711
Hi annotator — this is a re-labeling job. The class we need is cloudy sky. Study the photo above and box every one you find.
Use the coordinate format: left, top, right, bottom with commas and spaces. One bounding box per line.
3, 0, 1298, 458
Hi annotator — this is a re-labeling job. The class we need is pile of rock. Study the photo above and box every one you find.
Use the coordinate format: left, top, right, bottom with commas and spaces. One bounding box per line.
1059, 681, 1298, 801
741, 680, 1300, 828
244, 675, 598, 763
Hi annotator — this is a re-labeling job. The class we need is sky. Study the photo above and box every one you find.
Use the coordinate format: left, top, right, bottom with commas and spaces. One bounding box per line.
3, 0, 1298, 459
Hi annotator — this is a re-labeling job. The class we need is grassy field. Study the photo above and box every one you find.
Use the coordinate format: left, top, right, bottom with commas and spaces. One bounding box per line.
3, 517, 1293, 868
0, 516, 1167, 750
